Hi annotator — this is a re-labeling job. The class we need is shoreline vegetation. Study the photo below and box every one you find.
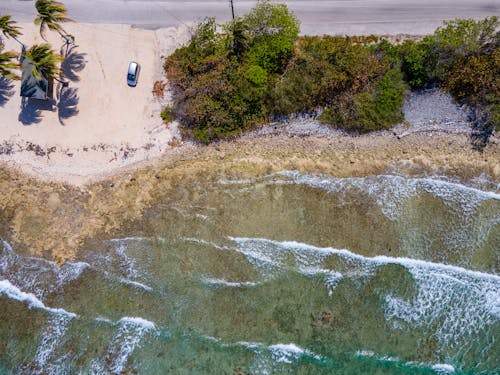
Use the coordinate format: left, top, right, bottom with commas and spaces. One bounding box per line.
0, 1, 498, 262
164, 1, 499, 143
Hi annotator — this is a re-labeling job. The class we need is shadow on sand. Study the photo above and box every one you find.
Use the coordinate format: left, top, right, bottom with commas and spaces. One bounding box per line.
0, 77, 15, 107
55, 43, 85, 125
61, 44, 87, 82
18, 97, 55, 125
57, 87, 79, 125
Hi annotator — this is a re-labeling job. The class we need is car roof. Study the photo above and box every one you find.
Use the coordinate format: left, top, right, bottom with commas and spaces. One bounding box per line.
128, 62, 138, 74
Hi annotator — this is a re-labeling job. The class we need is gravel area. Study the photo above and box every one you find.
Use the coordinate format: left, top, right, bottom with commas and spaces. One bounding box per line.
396, 88, 474, 137
246, 88, 475, 139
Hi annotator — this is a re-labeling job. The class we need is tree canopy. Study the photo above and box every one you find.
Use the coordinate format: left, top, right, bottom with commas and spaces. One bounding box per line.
0, 46, 19, 80
0, 15, 22, 46
24, 43, 63, 80
34, 0, 72, 39
165, 5, 499, 142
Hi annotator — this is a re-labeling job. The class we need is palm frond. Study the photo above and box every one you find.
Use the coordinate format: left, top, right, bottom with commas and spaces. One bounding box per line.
24, 43, 63, 80
34, 0, 73, 39
0, 48, 20, 79
0, 15, 22, 42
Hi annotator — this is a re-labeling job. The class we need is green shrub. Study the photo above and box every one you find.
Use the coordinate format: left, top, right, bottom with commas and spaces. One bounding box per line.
165, 11, 498, 142
160, 106, 174, 123
165, 1, 299, 142
319, 69, 406, 133
271, 36, 389, 117
400, 37, 435, 88
243, 0, 300, 74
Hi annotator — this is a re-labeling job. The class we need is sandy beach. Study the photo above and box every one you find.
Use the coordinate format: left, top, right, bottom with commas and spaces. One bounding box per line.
0, 22, 191, 185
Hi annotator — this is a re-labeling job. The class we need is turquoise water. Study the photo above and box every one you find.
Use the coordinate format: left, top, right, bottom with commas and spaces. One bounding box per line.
0, 171, 499, 374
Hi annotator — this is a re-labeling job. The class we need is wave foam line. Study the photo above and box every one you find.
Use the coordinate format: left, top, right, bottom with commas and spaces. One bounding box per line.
279, 170, 500, 200
108, 236, 170, 245
268, 343, 322, 364
200, 335, 323, 365
277, 171, 499, 221
356, 350, 456, 373
201, 276, 259, 288
231, 237, 500, 282
1, 240, 89, 299
232, 237, 500, 346
0, 279, 76, 318
117, 277, 153, 292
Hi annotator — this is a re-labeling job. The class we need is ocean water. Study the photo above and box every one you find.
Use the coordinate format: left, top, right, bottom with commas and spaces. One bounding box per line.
0, 171, 499, 374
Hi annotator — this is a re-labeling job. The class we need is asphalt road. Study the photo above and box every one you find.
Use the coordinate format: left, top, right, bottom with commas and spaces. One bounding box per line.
2, 0, 499, 34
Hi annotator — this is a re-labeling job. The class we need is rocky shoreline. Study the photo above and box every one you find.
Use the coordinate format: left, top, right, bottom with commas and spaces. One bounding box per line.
1, 124, 499, 264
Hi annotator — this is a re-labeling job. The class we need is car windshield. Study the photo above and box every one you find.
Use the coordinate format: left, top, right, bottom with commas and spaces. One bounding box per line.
127, 73, 135, 81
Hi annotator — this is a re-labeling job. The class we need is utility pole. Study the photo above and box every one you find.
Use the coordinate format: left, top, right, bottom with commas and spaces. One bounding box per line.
230, 0, 235, 20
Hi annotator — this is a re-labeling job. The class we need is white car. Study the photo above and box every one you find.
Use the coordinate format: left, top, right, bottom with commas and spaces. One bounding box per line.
127, 61, 140, 87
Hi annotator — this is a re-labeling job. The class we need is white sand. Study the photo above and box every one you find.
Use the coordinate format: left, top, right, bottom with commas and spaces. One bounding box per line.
0, 22, 192, 185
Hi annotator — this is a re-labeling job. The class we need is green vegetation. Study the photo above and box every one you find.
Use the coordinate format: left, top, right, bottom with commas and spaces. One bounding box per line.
0, 47, 19, 80
35, 0, 73, 40
273, 36, 405, 133
0, 15, 22, 46
166, 4, 498, 142
24, 43, 63, 80
160, 106, 174, 124
0, 1, 74, 83
0, 15, 21, 80
165, 0, 300, 142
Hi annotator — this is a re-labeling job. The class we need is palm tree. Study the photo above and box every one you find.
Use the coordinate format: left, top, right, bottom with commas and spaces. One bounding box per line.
0, 46, 19, 79
34, 0, 73, 41
24, 43, 63, 80
0, 15, 23, 46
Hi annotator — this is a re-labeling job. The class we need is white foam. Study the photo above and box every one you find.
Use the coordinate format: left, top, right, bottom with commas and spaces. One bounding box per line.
106, 317, 157, 373
88, 359, 106, 375
1, 240, 14, 254
0, 279, 76, 317
201, 277, 259, 288
95, 317, 113, 324
181, 237, 233, 251
432, 364, 456, 373
356, 350, 376, 357
31, 314, 73, 373
1, 240, 89, 299
109, 236, 152, 243
268, 343, 305, 364
57, 262, 90, 287
356, 350, 456, 372
118, 317, 156, 330
231, 237, 500, 283
277, 171, 499, 222
231, 237, 500, 354
114, 241, 140, 279
117, 277, 153, 292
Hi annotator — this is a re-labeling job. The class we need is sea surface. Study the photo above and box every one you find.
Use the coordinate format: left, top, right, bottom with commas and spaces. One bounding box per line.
0, 171, 499, 374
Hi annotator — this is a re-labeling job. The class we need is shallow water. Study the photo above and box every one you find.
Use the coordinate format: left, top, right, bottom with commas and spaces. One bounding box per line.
0, 171, 499, 374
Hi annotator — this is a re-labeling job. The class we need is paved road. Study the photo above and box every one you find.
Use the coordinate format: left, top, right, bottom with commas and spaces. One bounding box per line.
2, 0, 499, 34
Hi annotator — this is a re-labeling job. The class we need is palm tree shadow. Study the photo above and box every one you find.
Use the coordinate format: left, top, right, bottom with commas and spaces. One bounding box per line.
61, 44, 86, 82
0, 77, 15, 107
18, 97, 54, 125
57, 87, 79, 125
